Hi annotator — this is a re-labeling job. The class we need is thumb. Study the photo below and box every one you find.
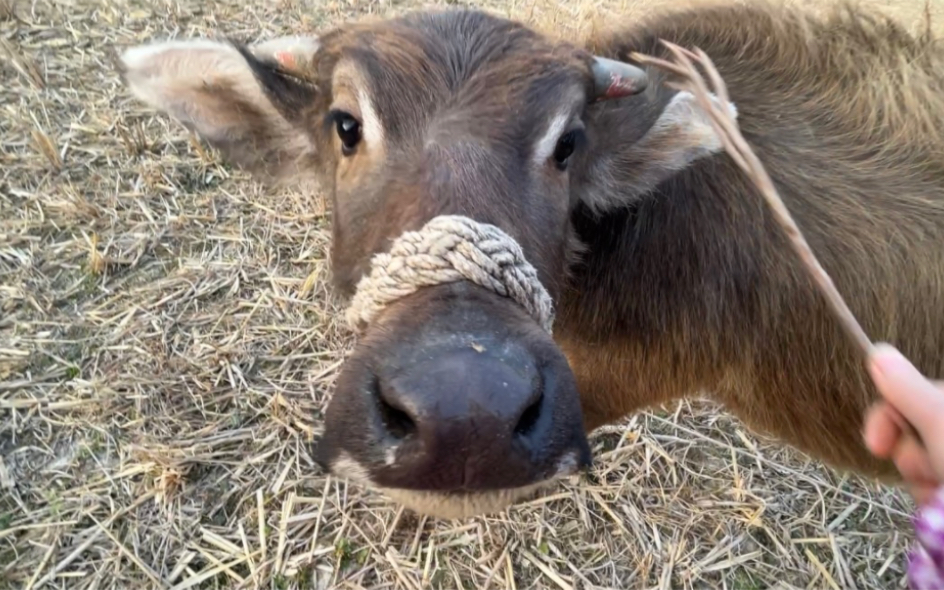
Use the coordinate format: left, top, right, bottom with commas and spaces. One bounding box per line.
867, 343, 944, 441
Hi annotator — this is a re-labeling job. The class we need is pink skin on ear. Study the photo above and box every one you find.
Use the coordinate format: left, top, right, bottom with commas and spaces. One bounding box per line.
274, 51, 296, 68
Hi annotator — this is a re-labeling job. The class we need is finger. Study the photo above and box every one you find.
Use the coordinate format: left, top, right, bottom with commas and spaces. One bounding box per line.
863, 402, 902, 458
868, 344, 944, 438
892, 434, 940, 488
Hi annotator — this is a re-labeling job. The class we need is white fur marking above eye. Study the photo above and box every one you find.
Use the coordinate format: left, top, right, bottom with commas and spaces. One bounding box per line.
357, 87, 385, 148
533, 109, 573, 168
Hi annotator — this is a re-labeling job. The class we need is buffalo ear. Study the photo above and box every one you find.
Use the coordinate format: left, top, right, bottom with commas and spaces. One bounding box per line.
579, 89, 738, 212
118, 35, 322, 183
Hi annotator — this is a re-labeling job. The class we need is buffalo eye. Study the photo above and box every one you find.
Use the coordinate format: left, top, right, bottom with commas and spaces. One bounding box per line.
553, 130, 578, 170
334, 113, 362, 155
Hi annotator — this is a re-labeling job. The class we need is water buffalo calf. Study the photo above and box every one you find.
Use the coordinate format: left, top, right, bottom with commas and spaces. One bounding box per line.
119, 0, 944, 518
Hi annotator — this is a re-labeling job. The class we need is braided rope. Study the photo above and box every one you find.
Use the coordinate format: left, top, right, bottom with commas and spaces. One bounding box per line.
345, 215, 555, 334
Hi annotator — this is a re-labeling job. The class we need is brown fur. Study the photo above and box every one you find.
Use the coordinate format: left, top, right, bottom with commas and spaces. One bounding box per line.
120, 0, 944, 515
564, 0, 944, 479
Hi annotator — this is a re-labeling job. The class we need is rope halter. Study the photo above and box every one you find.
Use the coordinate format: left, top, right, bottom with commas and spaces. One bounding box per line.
344, 215, 555, 334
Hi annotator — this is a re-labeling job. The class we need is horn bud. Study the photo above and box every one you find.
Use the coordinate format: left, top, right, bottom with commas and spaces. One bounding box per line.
591, 56, 648, 100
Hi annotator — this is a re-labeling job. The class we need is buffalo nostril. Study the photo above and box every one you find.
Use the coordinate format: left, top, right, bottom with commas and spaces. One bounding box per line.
380, 398, 416, 440
375, 379, 417, 440
514, 393, 543, 438
513, 368, 545, 438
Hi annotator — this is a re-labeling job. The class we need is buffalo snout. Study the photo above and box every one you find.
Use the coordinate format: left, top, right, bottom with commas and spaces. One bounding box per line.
314, 282, 591, 515
371, 336, 558, 489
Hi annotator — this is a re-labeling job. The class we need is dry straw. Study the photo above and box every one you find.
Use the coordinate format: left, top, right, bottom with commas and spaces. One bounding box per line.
0, 0, 928, 588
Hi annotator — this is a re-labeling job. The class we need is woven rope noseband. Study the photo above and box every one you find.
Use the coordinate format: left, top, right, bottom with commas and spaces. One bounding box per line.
345, 215, 555, 334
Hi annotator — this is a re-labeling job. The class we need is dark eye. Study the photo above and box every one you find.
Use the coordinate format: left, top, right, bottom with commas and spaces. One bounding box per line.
553, 130, 578, 170
335, 113, 361, 155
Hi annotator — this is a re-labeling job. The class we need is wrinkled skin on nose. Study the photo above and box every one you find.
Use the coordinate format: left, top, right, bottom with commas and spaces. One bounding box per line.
314, 282, 591, 516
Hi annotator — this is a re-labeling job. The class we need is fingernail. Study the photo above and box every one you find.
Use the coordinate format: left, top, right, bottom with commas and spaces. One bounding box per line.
870, 343, 911, 380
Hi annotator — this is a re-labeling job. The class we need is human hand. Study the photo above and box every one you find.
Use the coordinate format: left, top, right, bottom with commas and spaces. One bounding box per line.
863, 343, 944, 506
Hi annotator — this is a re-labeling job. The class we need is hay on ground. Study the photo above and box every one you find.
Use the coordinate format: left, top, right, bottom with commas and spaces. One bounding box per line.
2, 0, 938, 587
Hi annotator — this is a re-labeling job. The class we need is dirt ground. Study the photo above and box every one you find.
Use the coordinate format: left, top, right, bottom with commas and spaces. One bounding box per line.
2, 0, 942, 588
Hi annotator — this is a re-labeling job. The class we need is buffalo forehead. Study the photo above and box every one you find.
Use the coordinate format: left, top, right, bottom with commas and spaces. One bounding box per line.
333, 16, 589, 141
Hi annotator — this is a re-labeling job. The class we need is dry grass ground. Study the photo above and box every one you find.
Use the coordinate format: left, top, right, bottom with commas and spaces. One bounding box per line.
2, 0, 942, 588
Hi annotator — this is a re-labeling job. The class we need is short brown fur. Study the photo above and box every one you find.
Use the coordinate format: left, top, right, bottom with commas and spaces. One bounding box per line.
563, 0, 944, 479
